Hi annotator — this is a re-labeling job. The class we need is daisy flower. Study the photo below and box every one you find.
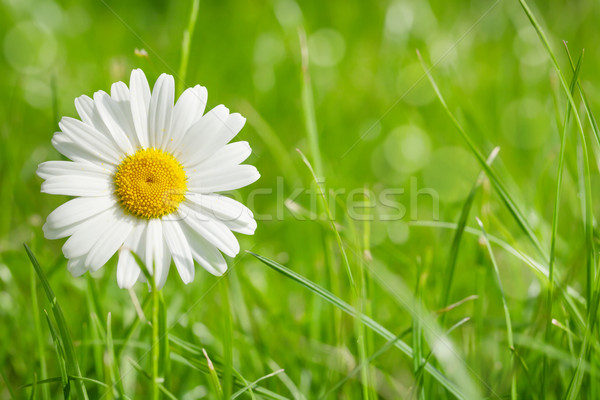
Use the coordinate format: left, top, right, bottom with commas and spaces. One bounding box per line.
37, 69, 260, 289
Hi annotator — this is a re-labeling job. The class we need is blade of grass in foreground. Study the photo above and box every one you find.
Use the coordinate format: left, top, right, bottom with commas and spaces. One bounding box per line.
231, 369, 285, 399
30, 262, 50, 400
439, 146, 500, 317
176, 0, 200, 96
297, 149, 355, 288
0, 369, 17, 400
476, 218, 516, 400
249, 252, 474, 399
298, 27, 324, 178
24, 244, 88, 400
417, 50, 547, 262
44, 311, 69, 399
543, 46, 583, 398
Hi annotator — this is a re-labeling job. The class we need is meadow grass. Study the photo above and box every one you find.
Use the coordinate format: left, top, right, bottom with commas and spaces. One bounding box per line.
2, 0, 600, 398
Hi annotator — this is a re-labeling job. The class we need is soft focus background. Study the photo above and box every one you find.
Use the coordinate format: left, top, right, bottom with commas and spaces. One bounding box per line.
2, 0, 600, 398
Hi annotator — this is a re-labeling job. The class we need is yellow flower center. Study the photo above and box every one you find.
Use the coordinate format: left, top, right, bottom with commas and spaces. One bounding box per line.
114, 148, 187, 219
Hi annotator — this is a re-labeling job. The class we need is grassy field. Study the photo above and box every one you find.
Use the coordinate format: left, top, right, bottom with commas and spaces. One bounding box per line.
2, 0, 600, 398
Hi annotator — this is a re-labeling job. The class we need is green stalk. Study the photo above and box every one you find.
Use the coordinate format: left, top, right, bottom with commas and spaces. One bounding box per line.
477, 218, 516, 400
30, 263, 50, 400
220, 276, 233, 400
151, 277, 160, 400
177, 0, 200, 96
298, 27, 324, 178
542, 46, 583, 398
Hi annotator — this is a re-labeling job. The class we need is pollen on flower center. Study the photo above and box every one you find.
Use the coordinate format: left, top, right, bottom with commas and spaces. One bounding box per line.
114, 148, 187, 219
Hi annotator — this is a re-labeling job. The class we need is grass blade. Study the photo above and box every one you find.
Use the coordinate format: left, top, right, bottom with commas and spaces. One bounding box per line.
417, 50, 547, 262
43, 310, 69, 399
249, 251, 474, 399
1, 368, 18, 400
297, 149, 355, 288
176, 0, 200, 96
24, 244, 88, 400
476, 218, 516, 400
30, 262, 50, 400
220, 276, 233, 400
203, 348, 223, 397
231, 369, 285, 399
543, 45, 583, 397
298, 27, 324, 178
440, 146, 500, 315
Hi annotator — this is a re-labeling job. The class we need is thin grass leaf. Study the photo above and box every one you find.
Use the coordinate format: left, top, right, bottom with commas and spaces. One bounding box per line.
20, 375, 112, 389
409, 221, 587, 331
298, 27, 323, 178
266, 360, 304, 400
231, 369, 285, 399
106, 313, 125, 398
417, 50, 547, 262
412, 260, 425, 400
176, 0, 200, 96
44, 311, 69, 399
322, 328, 410, 399
219, 277, 233, 400
169, 352, 288, 400
362, 255, 485, 399
476, 218, 516, 400
30, 262, 50, 400
25, 244, 88, 400
543, 45, 583, 397
249, 251, 475, 400
297, 149, 355, 288
440, 146, 500, 319
1, 369, 17, 400
126, 357, 177, 400
29, 373, 37, 400
117, 293, 151, 360
158, 292, 170, 392
202, 348, 223, 397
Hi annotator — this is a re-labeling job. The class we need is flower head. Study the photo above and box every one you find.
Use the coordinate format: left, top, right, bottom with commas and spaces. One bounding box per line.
38, 69, 260, 289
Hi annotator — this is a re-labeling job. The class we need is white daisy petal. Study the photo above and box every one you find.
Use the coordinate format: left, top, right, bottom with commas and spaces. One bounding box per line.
179, 111, 246, 168
93, 90, 135, 154
175, 105, 230, 164
162, 220, 195, 284
67, 256, 88, 277
179, 221, 228, 276
110, 81, 129, 101
116, 223, 145, 288
185, 194, 257, 235
62, 208, 117, 259
37, 160, 113, 180
157, 237, 172, 289
74, 95, 108, 134
129, 69, 151, 148
116, 249, 140, 288
145, 219, 171, 289
43, 197, 116, 239
41, 174, 112, 197
187, 141, 252, 175
148, 73, 175, 149
85, 212, 135, 270
51, 133, 113, 167
58, 117, 120, 164
168, 85, 208, 153
187, 165, 260, 193
179, 204, 240, 257
109, 82, 140, 148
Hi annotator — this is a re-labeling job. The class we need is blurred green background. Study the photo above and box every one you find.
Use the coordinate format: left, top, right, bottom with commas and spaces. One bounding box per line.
2, 0, 600, 398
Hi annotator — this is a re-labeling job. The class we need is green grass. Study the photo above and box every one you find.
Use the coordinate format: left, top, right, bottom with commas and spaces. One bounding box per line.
3, 0, 600, 398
